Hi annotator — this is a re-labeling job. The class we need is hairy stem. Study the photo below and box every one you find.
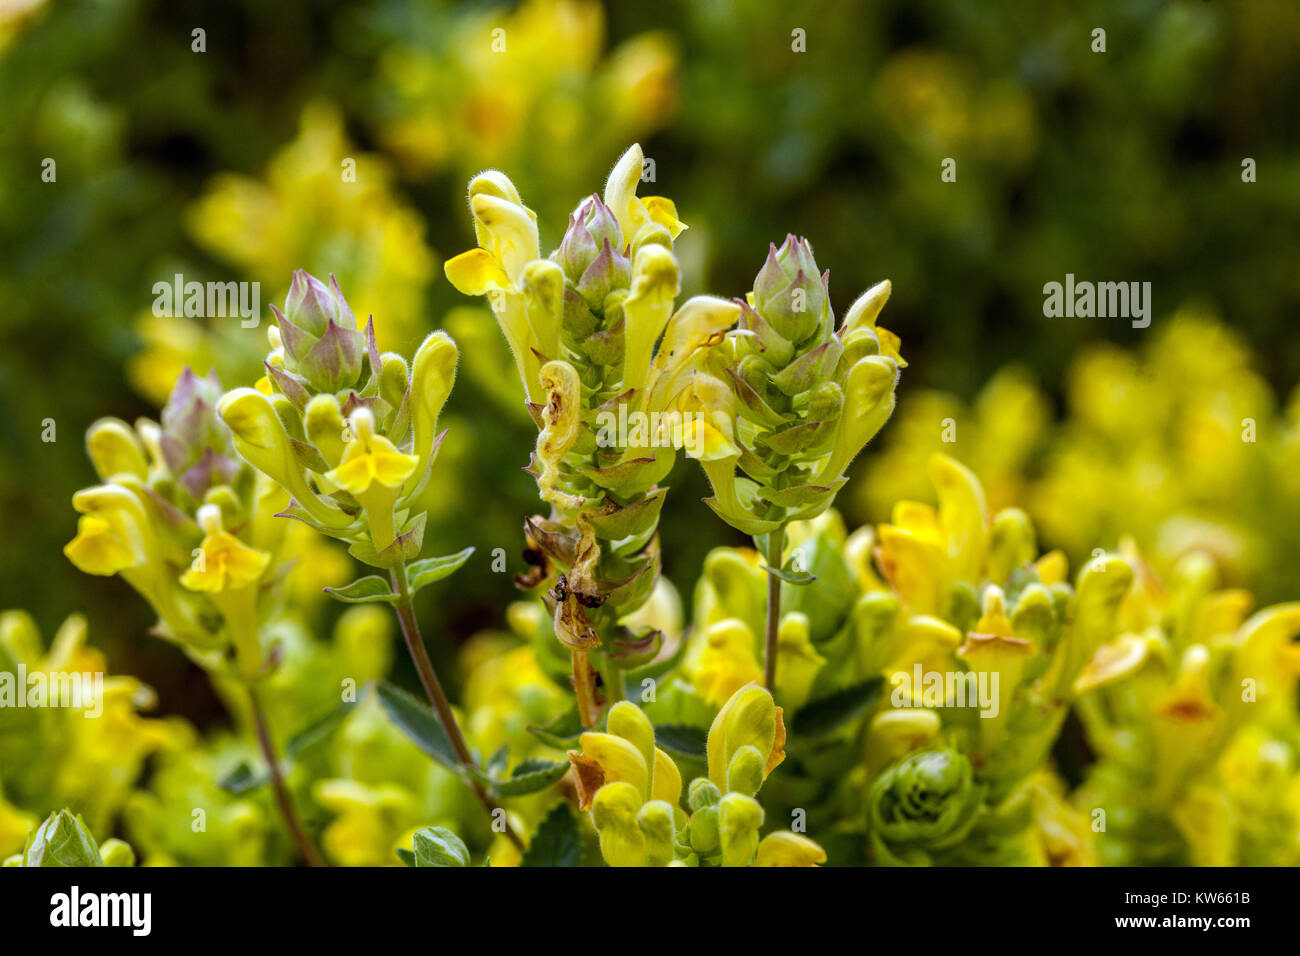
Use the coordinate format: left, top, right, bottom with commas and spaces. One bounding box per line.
247, 683, 324, 867
390, 565, 526, 854
763, 525, 786, 692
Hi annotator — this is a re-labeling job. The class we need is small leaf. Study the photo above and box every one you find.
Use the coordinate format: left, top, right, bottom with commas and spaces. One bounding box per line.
486, 743, 510, 778
469, 756, 571, 797
623, 629, 687, 685
791, 677, 884, 738
498, 759, 571, 796
217, 761, 267, 795
395, 848, 415, 867
527, 706, 587, 749
521, 803, 583, 867
408, 547, 475, 593
287, 699, 357, 758
761, 561, 817, 585
653, 723, 708, 760
324, 574, 398, 604
375, 681, 460, 771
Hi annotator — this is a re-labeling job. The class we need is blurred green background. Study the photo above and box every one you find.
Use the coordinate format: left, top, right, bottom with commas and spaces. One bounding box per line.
4, 0, 1299, 722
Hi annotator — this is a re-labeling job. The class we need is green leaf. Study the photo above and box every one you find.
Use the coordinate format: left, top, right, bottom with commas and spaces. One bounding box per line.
375, 681, 460, 771
622, 630, 688, 687
527, 706, 587, 749
324, 574, 398, 604
520, 803, 583, 867
469, 756, 571, 797
395, 848, 416, 867
653, 723, 708, 760
408, 547, 475, 593
485, 743, 510, 778
497, 759, 571, 796
218, 700, 358, 795
762, 561, 817, 585
287, 699, 357, 758
791, 677, 884, 738
217, 761, 267, 795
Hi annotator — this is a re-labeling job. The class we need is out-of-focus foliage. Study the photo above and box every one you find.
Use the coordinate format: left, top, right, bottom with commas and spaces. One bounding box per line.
856, 307, 1300, 604
368, 0, 677, 223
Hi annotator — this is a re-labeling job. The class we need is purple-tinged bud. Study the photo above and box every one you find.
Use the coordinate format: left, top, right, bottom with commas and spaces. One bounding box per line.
751, 236, 828, 346
160, 368, 230, 464
576, 239, 631, 312
297, 318, 365, 392
557, 196, 626, 283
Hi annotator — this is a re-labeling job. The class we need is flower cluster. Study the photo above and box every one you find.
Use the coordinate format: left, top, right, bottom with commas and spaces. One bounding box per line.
567, 684, 824, 866
64, 369, 290, 678
372, 0, 677, 219
858, 307, 1300, 602
1073, 540, 1300, 865
446, 143, 737, 725
698, 236, 903, 536
217, 271, 459, 576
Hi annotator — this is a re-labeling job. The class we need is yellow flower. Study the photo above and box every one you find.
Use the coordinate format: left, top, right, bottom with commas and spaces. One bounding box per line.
327, 435, 417, 495
64, 514, 137, 576
706, 683, 786, 792
179, 507, 271, 594
314, 779, 421, 867
755, 831, 827, 867
568, 701, 684, 867
324, 409, 418, 496
691, 620, 763, 706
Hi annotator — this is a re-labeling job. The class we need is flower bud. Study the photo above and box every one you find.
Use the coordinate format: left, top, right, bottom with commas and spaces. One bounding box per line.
755, 831, 827, 867
20, 810, 103, 867
718, 791, 764, 866
85, 419, 149, 482
274, 272, 365, 391
285, 269, 356, 336
410, 826, 470, 867
558, 195, 625, 282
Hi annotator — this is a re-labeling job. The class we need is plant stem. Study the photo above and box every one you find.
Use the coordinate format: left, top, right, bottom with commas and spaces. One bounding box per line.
572, 649, 602, 728
389, 565, 526, 854
247, 683, 324, 867
763, 525, 786, 692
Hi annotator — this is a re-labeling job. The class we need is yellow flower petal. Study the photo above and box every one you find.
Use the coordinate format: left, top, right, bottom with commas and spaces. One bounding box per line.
643, 196, 686, 238
755, 831, 827, 867
180, 530, 271, 593
326, 434, 418, 495
875, 325, 907, 368
651, 748, 682, 806
443, 248, 512, 297
576, 731, 650, 798
64, 515, 136, 576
